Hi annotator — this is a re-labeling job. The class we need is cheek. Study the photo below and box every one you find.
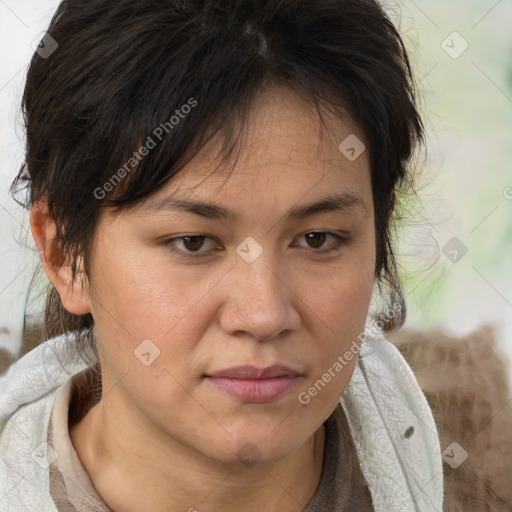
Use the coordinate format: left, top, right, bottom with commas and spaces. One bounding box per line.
88, 249, 214, 385
90, 243, 209, 334
299, 258, 374, 331
296, 258, 374, 385
91, 235, 374, 377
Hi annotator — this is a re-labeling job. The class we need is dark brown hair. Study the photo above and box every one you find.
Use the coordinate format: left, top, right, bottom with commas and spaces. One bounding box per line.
11, 0, 425, 364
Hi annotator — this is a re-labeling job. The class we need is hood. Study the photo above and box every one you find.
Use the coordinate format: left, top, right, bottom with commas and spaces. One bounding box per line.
0, 316, 444, 511
0, 331, 98, 430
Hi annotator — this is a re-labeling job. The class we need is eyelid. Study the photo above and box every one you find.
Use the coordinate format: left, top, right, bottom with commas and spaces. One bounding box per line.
160, 231, 349, 259
160, 234, 221, 259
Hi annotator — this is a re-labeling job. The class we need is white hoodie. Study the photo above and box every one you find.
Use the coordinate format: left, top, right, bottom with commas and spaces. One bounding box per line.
0, 323, 444, 511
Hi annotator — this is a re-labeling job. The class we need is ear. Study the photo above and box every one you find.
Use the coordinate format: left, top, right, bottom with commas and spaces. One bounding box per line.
30, 199, 91, 315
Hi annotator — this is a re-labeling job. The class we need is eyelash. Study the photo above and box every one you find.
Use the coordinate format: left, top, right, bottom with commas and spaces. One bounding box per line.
160, 232, 349, 259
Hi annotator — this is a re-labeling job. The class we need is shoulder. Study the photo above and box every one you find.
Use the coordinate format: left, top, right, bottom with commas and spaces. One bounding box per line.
0, 387, 60, 511
0, 331, 97, 511
0, 331, 97, 426
340, 333, 444, 511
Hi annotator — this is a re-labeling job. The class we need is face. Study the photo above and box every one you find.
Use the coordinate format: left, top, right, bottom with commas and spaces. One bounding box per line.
85, 84, 376, 465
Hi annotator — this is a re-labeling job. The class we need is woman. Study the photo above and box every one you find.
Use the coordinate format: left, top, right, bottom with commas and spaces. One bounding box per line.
0, 0, 443, 510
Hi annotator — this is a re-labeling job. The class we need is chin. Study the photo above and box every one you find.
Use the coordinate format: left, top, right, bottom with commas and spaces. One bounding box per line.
203, 428, 306, 468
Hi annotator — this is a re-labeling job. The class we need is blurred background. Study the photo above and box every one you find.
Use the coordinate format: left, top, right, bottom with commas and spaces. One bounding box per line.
0, 0, 511, 374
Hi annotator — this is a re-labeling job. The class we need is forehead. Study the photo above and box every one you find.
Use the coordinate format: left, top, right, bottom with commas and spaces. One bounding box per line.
137, 84, 372, 220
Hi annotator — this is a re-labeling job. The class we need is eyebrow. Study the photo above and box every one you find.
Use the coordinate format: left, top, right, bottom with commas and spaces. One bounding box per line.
142, 192, 367, 220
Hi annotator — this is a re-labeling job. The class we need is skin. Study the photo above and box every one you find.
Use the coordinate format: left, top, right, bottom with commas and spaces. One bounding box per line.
31, 84, 376, 512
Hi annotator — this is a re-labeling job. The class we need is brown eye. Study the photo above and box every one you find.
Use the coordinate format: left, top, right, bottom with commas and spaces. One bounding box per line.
161, 235, 219, 258
294, 232, 348, 253
181, 236, 206, 252
304, 232, 327, 249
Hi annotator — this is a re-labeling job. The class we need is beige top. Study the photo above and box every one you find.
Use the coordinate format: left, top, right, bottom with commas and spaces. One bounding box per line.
47, 365, 374, 511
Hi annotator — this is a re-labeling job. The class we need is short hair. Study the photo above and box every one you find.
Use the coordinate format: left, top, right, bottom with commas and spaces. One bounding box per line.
11, 0, 424, 363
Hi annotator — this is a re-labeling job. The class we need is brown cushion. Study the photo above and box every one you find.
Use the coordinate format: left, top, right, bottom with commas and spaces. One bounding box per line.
387, 325, 512, 511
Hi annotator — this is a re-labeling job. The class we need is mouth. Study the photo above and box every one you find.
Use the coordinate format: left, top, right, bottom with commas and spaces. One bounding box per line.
204, 365, 304, 403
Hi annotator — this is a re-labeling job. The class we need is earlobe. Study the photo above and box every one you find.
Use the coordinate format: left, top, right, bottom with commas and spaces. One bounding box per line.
30, 200, 92, 316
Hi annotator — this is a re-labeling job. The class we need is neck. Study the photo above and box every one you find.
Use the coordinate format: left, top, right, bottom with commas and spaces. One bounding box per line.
70, 394, 326, 512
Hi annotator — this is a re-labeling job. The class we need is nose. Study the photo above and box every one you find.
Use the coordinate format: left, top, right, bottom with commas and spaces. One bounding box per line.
218, 251, 301, 341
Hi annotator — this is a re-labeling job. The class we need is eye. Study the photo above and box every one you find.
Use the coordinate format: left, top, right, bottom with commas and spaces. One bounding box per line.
292, 232, 348, 253
161, 235, 220, 258
161, 232, 348, 258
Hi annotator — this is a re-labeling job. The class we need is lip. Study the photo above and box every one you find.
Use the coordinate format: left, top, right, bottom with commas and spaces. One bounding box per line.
204, 365, 303, 403
207, 364, 302, 379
